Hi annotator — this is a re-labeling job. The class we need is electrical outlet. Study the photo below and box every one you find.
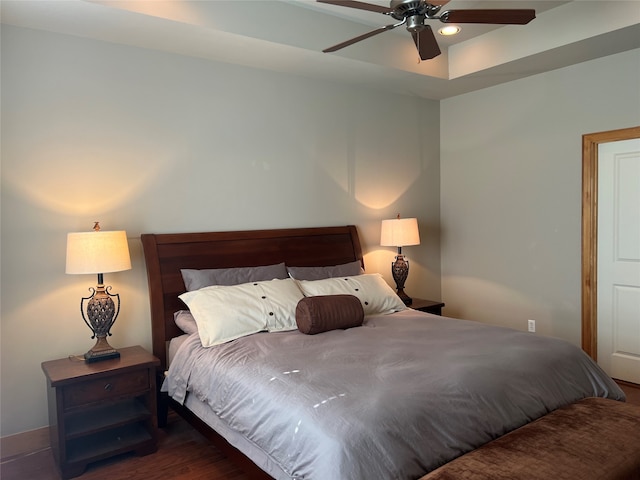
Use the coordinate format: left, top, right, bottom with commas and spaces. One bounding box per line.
528, 319, 536, 333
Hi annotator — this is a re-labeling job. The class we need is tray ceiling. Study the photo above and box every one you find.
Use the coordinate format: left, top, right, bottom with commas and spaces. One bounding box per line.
2, 0, 639, 99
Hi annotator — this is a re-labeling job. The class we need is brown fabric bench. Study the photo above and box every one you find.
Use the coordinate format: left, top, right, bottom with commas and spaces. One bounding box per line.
421, 397, 640, 480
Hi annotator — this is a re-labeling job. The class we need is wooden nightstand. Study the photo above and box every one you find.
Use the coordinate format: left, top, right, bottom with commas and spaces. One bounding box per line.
410, 298, 445, 315
41, 345, 160, 479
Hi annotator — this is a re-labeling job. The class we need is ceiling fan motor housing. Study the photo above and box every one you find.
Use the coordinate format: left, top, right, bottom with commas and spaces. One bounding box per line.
390, 0, 442, 32
391, 0, 426, 18
406, 15, 426, 32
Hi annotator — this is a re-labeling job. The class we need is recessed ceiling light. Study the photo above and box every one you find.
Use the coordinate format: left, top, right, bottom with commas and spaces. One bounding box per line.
438, 26, 461, 36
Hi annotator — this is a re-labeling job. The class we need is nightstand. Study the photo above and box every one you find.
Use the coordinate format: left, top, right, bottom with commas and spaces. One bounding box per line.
410, 298, 445, 315
41, 345, 160, 479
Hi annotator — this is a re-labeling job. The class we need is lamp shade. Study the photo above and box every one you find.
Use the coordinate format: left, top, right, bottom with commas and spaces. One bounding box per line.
380, 217, 420, 247
66, 230, 131, 274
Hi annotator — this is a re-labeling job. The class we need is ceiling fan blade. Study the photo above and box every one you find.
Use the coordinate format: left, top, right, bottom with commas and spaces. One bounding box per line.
316, 0, 391, 14
440, 9, 535, 25
412, 26, 441, 60
323, 21, 402, 53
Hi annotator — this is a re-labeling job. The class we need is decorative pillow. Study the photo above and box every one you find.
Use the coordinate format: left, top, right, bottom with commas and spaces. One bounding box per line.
287, 260, 364, 281
296, 273, 406, 316
295, 295, 364, 335
178, 278, 304, 347
181, 262, 288, 291
174, 310, 198, 334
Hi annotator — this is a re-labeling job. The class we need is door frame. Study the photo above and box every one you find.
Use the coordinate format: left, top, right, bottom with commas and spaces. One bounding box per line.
581, 125, 640, 359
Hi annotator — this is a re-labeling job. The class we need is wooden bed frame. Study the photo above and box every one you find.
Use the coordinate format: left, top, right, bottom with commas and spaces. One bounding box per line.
140, 225, 364, 478
141, 225, 640, 480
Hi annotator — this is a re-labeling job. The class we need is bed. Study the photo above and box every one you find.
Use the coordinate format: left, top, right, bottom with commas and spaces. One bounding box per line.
141, 225, 625, 480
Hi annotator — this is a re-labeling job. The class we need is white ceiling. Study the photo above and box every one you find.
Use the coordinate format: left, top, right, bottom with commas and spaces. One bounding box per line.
2, 0, 639, 99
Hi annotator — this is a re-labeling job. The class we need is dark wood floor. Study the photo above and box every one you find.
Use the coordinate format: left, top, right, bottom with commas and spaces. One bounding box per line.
2, 382, 639, 480
620, 380, 640, 405
0, 411, 251, 480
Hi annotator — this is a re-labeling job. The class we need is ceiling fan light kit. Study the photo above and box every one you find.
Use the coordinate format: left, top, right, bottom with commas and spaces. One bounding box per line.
318, 0, 535, 60
438, 25, 460, 36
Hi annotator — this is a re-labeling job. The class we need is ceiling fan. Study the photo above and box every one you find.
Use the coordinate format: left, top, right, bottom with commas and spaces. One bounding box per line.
318, 0, 536, 60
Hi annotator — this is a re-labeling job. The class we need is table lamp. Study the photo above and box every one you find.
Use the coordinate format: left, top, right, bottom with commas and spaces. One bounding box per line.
66, 222, 131, 362
380, 214, 420, 305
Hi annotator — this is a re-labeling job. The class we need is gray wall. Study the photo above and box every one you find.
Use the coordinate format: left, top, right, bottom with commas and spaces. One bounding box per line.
4, 22, 638, 439
1, 25, 441, 436
440, 48, 640, 344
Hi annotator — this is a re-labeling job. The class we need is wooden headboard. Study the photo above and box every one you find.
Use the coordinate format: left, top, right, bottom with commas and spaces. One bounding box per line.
141, 225, 363, 369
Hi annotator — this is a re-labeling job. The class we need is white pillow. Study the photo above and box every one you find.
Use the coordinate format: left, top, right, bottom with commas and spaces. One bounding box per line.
296, 273, 406, 316
179, 278, 304, 347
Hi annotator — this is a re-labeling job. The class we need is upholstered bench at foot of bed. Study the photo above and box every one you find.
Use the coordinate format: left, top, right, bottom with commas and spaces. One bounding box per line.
421, 397, 640, 480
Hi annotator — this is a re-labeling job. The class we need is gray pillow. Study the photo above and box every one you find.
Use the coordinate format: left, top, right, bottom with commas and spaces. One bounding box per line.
181, 262, 288, 291
287, 260, 363, 281
174, 310, 198, 334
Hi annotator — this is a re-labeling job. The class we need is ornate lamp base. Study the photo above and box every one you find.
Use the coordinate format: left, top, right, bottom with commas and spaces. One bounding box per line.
84, 336, 120, 363
391, 253, 413, 305
396, 288, 413, 306
81, 277, 121, 363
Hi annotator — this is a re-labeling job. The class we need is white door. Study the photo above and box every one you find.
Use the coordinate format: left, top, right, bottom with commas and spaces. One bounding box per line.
597, 138, 640, 384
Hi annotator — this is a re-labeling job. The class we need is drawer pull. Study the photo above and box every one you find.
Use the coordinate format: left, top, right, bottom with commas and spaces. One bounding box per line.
104, 383, 113, 391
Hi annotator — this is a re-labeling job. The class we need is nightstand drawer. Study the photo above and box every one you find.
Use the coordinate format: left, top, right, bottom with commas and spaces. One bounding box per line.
63, 370, 150, 408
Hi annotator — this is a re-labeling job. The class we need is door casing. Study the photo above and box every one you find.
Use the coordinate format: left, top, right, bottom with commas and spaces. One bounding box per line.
581, 125, 640, 359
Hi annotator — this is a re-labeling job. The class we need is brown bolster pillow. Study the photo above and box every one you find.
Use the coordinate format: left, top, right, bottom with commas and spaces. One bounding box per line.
295, 295, 364, 335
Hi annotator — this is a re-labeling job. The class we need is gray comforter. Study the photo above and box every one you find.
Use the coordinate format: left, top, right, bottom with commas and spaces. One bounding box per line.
165, 309, 625, 480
